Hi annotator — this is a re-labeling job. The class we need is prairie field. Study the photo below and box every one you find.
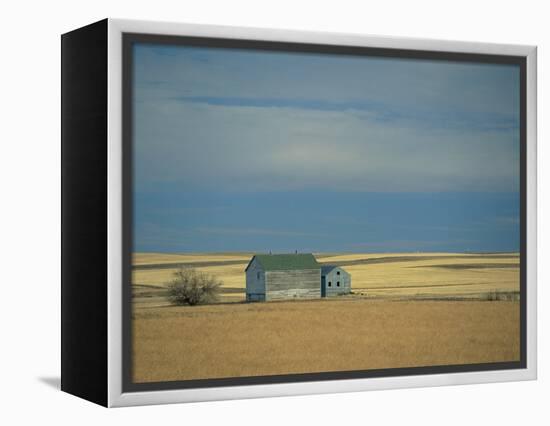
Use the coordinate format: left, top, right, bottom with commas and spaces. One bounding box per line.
131, 252, 520, 383
132, 251, 520, 306
133, 299, 519, 383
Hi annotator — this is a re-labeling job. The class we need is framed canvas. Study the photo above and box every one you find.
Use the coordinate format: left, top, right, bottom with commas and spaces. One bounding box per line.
61, 18, 537, 407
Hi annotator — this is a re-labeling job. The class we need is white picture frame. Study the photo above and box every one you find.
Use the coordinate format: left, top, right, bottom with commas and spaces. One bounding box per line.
61, 18, 537, 407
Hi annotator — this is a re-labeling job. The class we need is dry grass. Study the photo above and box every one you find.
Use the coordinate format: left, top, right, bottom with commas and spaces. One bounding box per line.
131, 252, 520, 383
132, 299, 520, 383
346, 256, 519, 298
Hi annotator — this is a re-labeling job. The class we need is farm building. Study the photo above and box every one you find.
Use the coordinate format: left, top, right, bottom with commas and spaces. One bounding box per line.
245, 253, 352, 301
245, 253, 321, 302
321, 265, 352, 297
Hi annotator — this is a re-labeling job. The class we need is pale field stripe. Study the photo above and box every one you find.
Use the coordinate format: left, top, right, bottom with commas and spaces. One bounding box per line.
315, 252, 493, 263
133, 252, 252, 265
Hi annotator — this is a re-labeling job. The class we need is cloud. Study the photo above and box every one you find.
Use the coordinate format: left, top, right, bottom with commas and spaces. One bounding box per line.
132, 43, 520, 194
134, 99, 519, 193
173, 95, 518, 132
134, 44, 520, 117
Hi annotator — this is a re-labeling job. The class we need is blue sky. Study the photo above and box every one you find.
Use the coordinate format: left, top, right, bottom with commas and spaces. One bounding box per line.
132, 43, 520, 253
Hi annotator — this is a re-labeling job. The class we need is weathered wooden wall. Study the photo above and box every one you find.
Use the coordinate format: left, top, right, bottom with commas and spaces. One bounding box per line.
323, 268, 351, 296
245, 257, 266, 301
265, 269, 321, 301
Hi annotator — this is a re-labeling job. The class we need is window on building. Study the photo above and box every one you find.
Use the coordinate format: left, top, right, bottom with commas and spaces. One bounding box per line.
328, 281, 332, 287
337, 271, 340, 275
257, 272, 260, 280
337, 281, 340, 287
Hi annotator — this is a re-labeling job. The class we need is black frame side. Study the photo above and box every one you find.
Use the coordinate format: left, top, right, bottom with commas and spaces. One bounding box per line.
122, 33, 528, 393
61, 19, 108, 407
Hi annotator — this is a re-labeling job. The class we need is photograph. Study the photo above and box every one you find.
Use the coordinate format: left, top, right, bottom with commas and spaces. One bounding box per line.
128, 40, 522, 385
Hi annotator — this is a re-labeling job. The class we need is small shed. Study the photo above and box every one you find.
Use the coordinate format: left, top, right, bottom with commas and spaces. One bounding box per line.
245, 253, 321, 302
321, 265, 351, 297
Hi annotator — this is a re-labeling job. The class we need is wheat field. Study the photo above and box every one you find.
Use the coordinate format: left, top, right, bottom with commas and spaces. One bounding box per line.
133, 299, 519, 383
132, 252, 520, 306
131, 252, 520, 383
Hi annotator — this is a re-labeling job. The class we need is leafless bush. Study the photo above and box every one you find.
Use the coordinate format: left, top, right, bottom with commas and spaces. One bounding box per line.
167, 268, 222, 306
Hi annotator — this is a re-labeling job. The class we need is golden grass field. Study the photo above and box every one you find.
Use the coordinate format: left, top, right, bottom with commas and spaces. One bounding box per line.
132, 252, 520, 305
131, 252, 520, 383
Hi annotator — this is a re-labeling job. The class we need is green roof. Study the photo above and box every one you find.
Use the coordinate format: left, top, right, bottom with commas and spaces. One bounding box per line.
247, 253, 320, 271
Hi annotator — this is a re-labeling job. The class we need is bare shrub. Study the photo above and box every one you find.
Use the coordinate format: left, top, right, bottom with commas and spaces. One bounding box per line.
167, 268, 222, 306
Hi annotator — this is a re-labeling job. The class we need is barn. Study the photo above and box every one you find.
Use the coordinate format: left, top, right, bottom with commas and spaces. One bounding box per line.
321, 265, 352, 297
245, 253, 352, 301
245, 253, 321, 302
